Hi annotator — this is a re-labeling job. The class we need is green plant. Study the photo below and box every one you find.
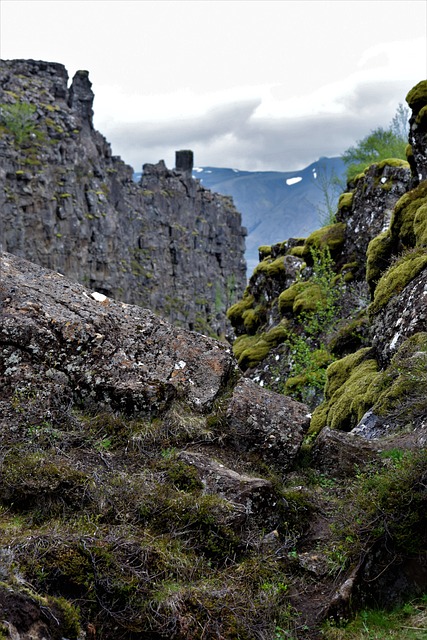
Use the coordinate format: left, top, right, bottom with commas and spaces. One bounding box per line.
283, 247, 341, 403
0, 101, 39, 146
342, 105, 409, 180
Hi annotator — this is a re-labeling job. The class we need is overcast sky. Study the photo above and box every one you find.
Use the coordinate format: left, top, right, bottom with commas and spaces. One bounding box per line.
1, 0, 426, 172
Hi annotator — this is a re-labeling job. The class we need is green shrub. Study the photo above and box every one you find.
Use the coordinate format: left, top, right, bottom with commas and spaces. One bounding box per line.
0, 101, 39, 146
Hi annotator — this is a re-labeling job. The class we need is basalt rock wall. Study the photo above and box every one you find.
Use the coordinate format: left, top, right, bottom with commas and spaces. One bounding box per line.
0, 59, 247, 336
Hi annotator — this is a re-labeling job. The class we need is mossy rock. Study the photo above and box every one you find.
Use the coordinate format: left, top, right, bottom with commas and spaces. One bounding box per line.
337, 192, 354, 211
227, 292, 255, 327
242, 305, 266, 335
263, 323, 288, 346
415, 104, 427, 127
288, 245, 306, 258
369, 249, 427, 315
406, 79, 427, 111
253, 255, 287, 277
278, 282, 308, 314
390, 181, 427, 249
372, 332, 427, 421
324, 347, 374, 399
238, 339, 271, 370
0, 451, 88, 513
232, 334, 258, 362
366, 230, 393, 295
303, 222, 346, 258
329, 314, 369, 356
293, 282, 326, 315
414, 202, 427, 247
375, 158, 409, 171
309, 348, 381, 433
258, 245, 272, 259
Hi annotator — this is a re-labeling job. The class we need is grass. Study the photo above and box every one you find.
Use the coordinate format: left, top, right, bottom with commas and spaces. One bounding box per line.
323, 596, 427, 639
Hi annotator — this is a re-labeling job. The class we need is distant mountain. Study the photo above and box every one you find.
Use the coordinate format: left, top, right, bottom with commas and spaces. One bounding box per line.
192, 157, 347, 273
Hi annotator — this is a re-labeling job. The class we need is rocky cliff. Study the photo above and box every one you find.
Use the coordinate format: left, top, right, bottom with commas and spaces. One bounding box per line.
0, 59, 247, 336
0, 72, 426, 639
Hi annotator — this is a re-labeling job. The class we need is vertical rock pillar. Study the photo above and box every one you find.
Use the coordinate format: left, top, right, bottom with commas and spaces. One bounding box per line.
175, 150, 194, 176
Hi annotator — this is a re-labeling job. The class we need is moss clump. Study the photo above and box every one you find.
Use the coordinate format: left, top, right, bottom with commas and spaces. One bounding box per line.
258, 245, 272, 259
406, 79, 427, 111
415, 104, 427, 126
309, 348, 380, 434
369, 249, 427, 315
303, 222, 346, 258
278, 282, 309, 315
337, 192, 353, 211
288, 245, 306, 258
227, 292, 255, 327
263, 323, 288, 346
242, 305, 266, 334
279, 280, 330, 317
376, 158, 409, 171
237, 339, 270, 371
0, 451, 88, 514
366, 230, 393, 295
292, 283, 326, 315
390, 180, 427, 249
372, 332, 427, 422
253, 255, 287, 277
232, 334, 258, 362
414, 202, 427, 247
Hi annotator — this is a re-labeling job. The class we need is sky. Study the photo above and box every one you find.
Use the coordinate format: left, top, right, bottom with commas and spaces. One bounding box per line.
1, 0, 426, 172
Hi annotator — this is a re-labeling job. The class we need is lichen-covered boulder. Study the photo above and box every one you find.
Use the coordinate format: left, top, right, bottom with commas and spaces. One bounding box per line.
226, 377, 310, 469
0, 251, 236, 418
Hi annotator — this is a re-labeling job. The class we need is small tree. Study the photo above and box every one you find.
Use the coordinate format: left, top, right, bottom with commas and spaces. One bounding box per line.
342, 104, 409, 180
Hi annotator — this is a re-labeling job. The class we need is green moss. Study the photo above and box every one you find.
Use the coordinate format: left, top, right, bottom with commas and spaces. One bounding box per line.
406, 79, 427, 110
263, 323, 288, 346
390, 181, 427, 248
292, 282, 326, 315
369, 250, 427, 315
232, 334, 258, 361
372, 333, 427, 420
324, 348, 374, 399
278, 282, 308, 314
405, 143, 413, 161
366, 230, 393, 294
238, 339, 270, 370
376, 158, 409, 170
242, 305, 265, 334
327, 359, 381, 430
227, 292, 255, 327
288, 245, 306, 258
415, 103, 427, 126
413, 202, 427, 246
337, 192, 353, 211
258, 245, 272, 259
303, 222, 346, 257
253, 255, 287, 277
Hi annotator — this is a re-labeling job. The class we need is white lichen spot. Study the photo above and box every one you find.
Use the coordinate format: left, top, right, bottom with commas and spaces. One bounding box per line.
275, 354, 280, 361
175, 360, 186, 370
380, 176, 387, 184
91, 291, 107, 303
390, 332, 400, 350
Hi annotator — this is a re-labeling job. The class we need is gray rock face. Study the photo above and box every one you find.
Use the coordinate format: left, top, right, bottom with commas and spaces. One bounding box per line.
337, 162, 411, 280
0, 59, 246, 336
370, 268, 427, 367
